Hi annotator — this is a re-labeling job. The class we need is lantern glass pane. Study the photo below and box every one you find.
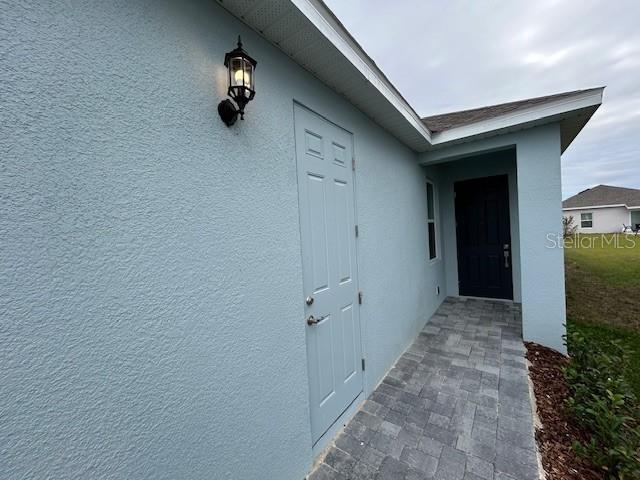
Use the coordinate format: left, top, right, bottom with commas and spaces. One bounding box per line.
243, 61, 253, 91
230, 57, 244, 87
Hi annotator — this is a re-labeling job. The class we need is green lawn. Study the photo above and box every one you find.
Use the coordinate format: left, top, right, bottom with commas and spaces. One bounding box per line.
564, 233, 640, 395
564, 233, 640, 285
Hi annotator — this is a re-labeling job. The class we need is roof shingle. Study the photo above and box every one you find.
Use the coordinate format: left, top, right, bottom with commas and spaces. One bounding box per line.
421, 88, 601, 133
563, 185, 640, 209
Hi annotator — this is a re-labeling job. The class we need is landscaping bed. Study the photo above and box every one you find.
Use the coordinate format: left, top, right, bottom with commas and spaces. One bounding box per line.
525, 342, 603, 480
543, 232, 640, 479
564, 233, 640, 396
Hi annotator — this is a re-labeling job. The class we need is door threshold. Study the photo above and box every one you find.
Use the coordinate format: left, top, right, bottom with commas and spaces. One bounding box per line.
456, 295, 517, 304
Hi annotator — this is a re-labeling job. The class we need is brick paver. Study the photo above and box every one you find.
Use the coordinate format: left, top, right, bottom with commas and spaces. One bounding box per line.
308, 297, 540, 480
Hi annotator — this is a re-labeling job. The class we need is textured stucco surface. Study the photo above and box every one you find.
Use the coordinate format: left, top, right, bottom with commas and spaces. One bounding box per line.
516, 124, 567, 353
357, 158, 446, 398
0, 1, 444, 478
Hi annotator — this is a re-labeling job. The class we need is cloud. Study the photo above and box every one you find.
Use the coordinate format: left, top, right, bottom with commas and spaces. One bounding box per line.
523, 49, 570, 68
324, 0, 640, 198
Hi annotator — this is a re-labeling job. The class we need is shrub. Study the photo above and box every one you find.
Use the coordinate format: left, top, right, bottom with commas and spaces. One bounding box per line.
563, 215, 578, 238
565, 328, 640, 479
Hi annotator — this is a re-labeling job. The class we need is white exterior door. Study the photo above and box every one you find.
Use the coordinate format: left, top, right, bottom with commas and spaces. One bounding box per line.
294, 104, 363, 445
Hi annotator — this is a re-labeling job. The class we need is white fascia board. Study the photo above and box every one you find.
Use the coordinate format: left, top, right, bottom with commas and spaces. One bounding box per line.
420, 134, 517, 165
430, 88, 604, 146
563, 204, 628, 211
290, 0, 432, 144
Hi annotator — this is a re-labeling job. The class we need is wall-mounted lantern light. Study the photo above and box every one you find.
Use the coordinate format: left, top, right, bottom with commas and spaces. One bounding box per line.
218, 36, 257, 127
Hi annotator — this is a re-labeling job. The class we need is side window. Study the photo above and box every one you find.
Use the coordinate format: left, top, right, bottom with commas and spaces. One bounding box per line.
581, 212, 593, 228
427, 181, 437, 260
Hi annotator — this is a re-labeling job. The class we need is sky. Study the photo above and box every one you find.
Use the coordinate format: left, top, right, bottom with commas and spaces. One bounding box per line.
324, 0, 640, 198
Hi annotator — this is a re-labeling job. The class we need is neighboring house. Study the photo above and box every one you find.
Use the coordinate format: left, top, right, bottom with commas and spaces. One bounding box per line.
563, 185, 640, 233
1, 1, 603, 479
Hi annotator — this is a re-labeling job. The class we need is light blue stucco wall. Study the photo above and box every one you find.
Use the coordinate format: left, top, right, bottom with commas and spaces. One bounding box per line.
0, 1, 445, 479
358, 161, 446, 400
421, 124, 567, 353
515, 124, 567, 353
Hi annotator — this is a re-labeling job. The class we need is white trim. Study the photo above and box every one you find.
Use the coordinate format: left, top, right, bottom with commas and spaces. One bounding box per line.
630, 210, 640, 228
290, 0, 432, 144
580, 212, 593, 229
426, 179, 439, 262
222, 1, 602, 152
420, 136, 517, 165
430, 88, 603, 147
563, 204, 637, 211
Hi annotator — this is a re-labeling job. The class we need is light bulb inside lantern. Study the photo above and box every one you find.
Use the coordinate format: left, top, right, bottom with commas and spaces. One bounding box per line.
234, 68, 247, 85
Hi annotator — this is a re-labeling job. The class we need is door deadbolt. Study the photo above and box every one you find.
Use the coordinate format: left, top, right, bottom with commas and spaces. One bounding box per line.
305, 296, 314, 306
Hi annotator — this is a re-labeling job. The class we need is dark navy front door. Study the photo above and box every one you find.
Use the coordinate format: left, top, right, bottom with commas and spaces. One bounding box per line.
455, 175, 513, 300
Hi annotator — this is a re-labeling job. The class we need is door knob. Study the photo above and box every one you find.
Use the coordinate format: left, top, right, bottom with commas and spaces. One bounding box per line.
306, 314, 327, 326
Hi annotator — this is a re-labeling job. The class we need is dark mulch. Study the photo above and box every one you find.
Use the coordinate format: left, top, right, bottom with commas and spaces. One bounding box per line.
525, 342, 603, 480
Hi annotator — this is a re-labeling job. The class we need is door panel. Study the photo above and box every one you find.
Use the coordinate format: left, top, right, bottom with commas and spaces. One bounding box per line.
294, 105, 363, 445
313, 316, 335, 406
340, 304, 357, 381
455, 175, 513, 300
307, 173, 329, 293
334, 180, 352, 284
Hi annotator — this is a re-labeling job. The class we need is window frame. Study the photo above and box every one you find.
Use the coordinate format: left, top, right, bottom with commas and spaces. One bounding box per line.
426, 179, 439, 262
630, 210, 640, 229
580, 212, 593, 229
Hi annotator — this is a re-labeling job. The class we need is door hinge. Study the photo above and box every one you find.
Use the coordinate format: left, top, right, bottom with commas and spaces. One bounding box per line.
352, 157, 356, 171
361, 358, 366, 371
355, 225, 359, 237
358, 291, 363, 305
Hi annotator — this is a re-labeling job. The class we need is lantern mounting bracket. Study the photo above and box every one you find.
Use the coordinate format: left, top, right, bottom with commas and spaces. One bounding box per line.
218, 99, 239, 127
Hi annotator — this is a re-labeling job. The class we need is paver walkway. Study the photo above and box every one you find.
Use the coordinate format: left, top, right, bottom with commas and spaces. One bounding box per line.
309, 297, 540, 480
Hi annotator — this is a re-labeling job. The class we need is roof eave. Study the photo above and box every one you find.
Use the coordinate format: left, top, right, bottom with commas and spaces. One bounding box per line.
563, 204, 628, 211
426, 88, 604, 152
217, 0, 433, 151
293, 0, 432, 142
218, 1, 603, 156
